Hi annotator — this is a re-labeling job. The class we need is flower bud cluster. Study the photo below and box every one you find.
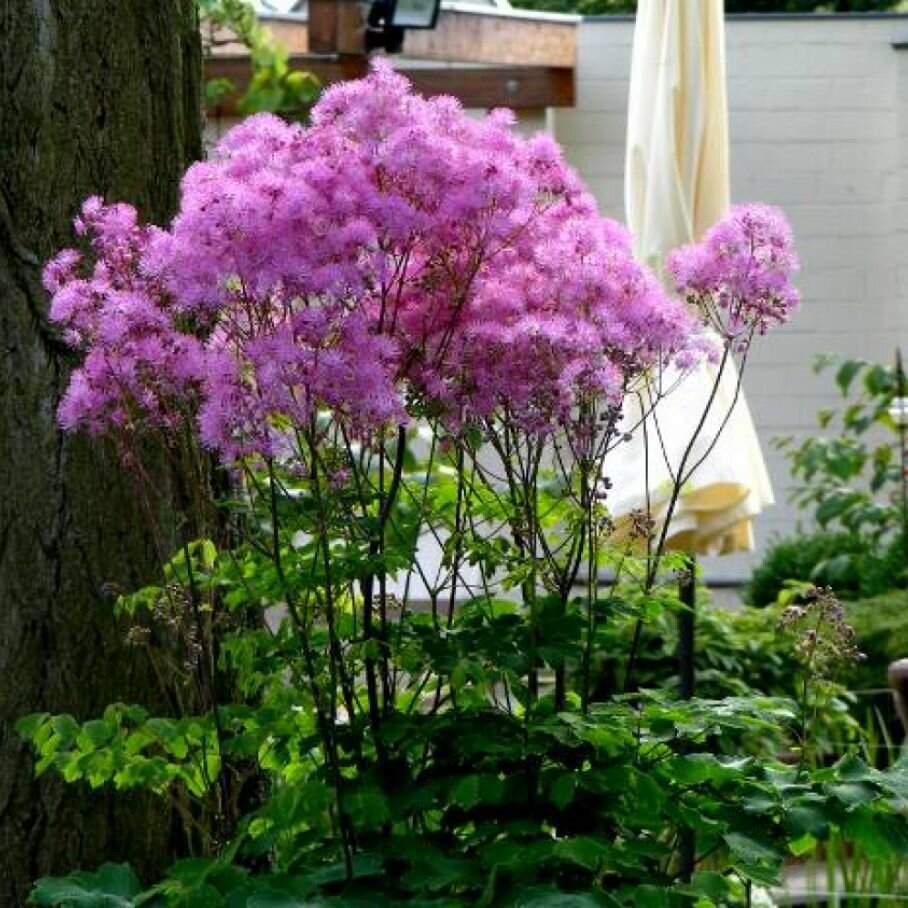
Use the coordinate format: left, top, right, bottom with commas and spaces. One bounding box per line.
779, 586, 864, 677
667, 202, 800, 339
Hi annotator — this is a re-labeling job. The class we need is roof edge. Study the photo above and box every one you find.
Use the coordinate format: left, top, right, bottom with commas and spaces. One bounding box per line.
582, 10, 908, 22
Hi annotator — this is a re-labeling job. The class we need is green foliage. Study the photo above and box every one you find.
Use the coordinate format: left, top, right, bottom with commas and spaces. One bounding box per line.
19, 418, 908, 904
590, 597, 862, 760
19, 564, 886, 904
27, 717, 908, 905
842, 590, 908, 692
819, 822, 908, 900
778, 357, 903, 542
746, 530, 905, 606
199, 0, 321, 119
753, 356, 908, 606
594, 594, 792, 698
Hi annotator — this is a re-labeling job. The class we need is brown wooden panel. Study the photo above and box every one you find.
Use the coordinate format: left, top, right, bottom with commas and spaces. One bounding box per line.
405, 65, 573, 109
253, 6, 576, 68
205, 55, 574, 112
307, 0, 365, 54
404, 9, 576, 68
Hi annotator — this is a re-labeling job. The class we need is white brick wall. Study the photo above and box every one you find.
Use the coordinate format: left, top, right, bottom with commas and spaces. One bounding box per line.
553, 15, 908, 580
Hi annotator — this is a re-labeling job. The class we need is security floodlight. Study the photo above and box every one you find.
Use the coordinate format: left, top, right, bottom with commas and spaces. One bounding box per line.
367, 0, 442, 53
387, 0, 441, 29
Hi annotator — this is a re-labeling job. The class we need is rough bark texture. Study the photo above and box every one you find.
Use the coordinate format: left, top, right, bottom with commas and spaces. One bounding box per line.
0, 2, 202, 902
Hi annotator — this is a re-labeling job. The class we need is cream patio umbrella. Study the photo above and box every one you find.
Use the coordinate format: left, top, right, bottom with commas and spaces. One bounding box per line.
606, 0, 773, 558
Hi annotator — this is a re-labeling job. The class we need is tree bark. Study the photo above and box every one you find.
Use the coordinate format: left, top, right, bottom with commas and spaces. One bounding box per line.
0, 2, 202, 903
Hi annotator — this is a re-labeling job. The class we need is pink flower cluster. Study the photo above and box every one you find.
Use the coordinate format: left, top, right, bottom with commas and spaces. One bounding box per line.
667, 203, 800, 338
45, 198, 205, 434
46, 63, 762, 462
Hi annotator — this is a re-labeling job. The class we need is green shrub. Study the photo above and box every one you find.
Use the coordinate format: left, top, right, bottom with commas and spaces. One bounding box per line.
766, 356, 908, 606
591, 595, 862, 758
844, 591, 908, 693
747, 533, 863, 606
747, 531, 906, 607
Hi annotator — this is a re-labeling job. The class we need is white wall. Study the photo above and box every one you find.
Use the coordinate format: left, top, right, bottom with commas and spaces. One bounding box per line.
553, 14, 908, 580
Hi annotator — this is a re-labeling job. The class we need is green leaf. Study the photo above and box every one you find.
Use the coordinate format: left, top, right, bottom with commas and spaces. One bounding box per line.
515, 887, 616, 908
669, 753, 752, 786
165, 857, 218, 887
205, 77, 235, 107
688, 871, 733, 902
843, 810, 908, 861
722, 831, 782, 878
786, 805, 828, 839
308, 853, 383, 886
549, 773, 576, 809
788, 834, 818, 857
77, 719, 114, 749
30, 863, 141, 906
616, 885, 668, 908
836, 359, 863, 395
835, 754, 878, 782
345, 785, 390, 829
245, 893, 310, 908
552, 836, 609, 872
52, 714, 81, 743
17, 712, 50, 741
402, 856, 475, 893
450, 773, 505, 810
829, 782, 877, 808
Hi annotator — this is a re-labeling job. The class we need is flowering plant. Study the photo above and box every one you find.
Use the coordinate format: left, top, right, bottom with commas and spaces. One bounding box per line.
46, 63, 702, 455
27, 66, 900, 908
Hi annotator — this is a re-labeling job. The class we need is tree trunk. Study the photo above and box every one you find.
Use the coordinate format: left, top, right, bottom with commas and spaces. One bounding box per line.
0, 2, 202, 903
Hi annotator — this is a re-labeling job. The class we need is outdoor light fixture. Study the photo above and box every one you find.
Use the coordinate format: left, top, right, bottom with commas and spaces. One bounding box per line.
367, 0, 442, 53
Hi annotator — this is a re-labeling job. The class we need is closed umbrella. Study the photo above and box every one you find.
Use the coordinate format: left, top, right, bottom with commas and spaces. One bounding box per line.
606, 0, 773, 557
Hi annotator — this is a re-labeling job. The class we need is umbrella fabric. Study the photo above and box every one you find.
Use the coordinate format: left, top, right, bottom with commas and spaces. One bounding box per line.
625, 0, 730, 272
606, 0, 773, 556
